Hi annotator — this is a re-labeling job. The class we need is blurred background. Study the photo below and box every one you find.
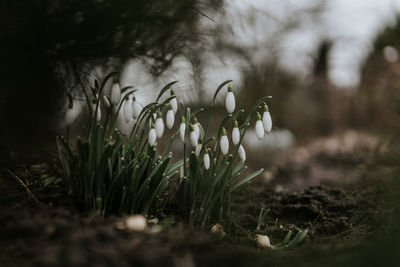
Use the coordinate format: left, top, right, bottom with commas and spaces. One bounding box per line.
1, 0, 400, 185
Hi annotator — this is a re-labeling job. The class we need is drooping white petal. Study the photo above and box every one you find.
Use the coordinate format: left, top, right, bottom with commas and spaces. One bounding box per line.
238, 145, 246, 161
64, 102, 82, 126
148, 128, 157, 146
203, 153, 210, 170
195, 143, 202, 157
110, 83, 121, 106
225, 91, 235, 114
179, 123, 186, 142
166, 109, 175, 129
132, 98, 142, 119
193, 123, 200, 138
262, 111, 272, 133
190, 130, 198, 147
123, 96, 133, 123
155, 117, 164, 138
220, 135, 229, 155
96, 104, 102, 122
255, 120, 264, 140
170, 97, 178, 114
232, 127, 240, 145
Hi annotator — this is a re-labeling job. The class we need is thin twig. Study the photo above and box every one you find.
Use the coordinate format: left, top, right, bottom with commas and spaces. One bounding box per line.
192, 7, 215, 22
5, 169, 42, 205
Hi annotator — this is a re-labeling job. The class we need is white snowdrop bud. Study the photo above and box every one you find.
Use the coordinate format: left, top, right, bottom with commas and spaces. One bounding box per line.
148, 126, 157, 146
179, 117, 186, 142
255, 234, 271, 248
238, 145, 246, 162
155, 111, 164, 138
126, 215, 147, 231
262, 104, 272, 133
192, 117, 201, 138
190, 124, 198, 147
132, 96, 142, 119
232, 120, 240, 145
220, 127, 229, 155
166, 105, 175, 129
255, 112, 264, 140
203, 149, 210, 170
195, 139, 202, 157
123, 95, 133, 123
64, 100, 82, 126
225, 86, 235, 114
96, 104, 102, 122
170, 90, 178, 114
110, 83, 121, 106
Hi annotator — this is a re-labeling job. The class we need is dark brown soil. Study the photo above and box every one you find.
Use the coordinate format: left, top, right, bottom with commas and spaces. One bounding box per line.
1, 137, 399, 267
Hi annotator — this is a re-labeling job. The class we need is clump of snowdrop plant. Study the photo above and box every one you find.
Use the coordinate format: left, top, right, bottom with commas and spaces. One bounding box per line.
57, 74, 273, 227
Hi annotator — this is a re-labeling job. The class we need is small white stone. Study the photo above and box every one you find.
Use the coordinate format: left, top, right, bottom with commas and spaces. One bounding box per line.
255, 234, 271, 248
126, 215, 147, 231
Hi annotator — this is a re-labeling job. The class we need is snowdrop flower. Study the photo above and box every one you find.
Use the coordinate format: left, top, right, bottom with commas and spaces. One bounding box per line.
148, 125, 157, 146
64, 100, 82, 126
110, 83, 121, 106
203, 149, 210, 170
166, 105, 175, 129
220, 127, 229, 155
170, 90, 178, 114
238, 145, 246, 162
262, 104, 272, 133
195, 139, 202, 157
96, 104, 102, 122
123, 95, 133, 123
255, 112, 264, 140
155, 111, 164, 138
132, 96, 142, 119
225, 85, 235, 114
193, 116, 201, 138
255, 235, 271, 248
232, 120, 240, 145
179, 116, 186, 142
189, 124, 198, 147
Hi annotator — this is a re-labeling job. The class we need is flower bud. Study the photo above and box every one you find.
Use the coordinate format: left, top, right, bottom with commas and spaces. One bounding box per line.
232, 120, 240, 145
166, 105, 175, 129
155, 111, 164, 138
193, 117, 200, 138
96, 104, 102, 122
170, 90, 178, 114
132, 96, 142, 119
262, 104, 272, 133
220, 127, 229, 155
195, 139, 202, 157
238, 145, 246, 161
179, 117, 186, 142
110, 83, 121, 106
148, 126, 157, 146
123, 95, 133, 123
64, 101, 82, 126
225, 86, 235, 114
203, 149, 210, 170
190, 124, 198, 147
255, 112, 264, 140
